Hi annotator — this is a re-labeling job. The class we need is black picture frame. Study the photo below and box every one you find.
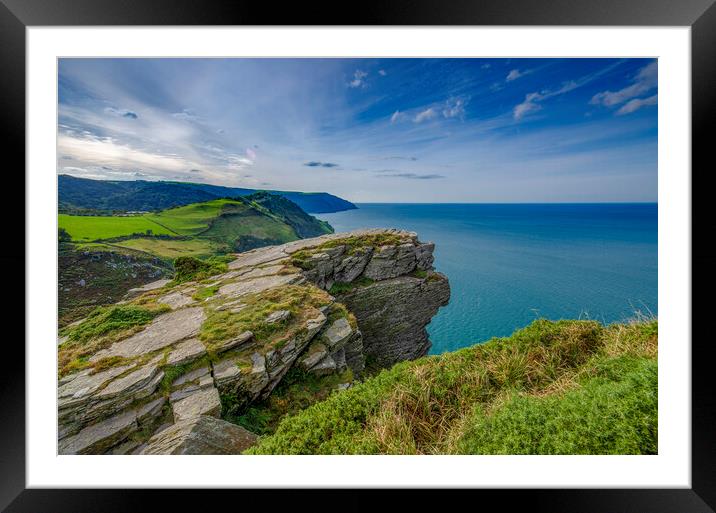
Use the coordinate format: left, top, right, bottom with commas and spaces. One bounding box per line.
2, 0, 713, 511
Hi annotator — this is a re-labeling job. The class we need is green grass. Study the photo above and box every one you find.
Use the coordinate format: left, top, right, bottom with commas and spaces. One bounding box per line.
201, 213, 297, 247
193, 285, 219, 301
58, 214, 176, 241
454, 356, 657, 454
246, 318, 657, 455
146, 199, 246, 236
111, 238, 220, 260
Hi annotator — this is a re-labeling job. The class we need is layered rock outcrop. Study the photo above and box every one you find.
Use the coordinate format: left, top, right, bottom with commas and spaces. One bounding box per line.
57, 229, 450, 454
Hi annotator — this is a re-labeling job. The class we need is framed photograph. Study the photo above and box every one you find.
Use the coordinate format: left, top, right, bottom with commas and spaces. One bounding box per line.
4, 0, 714, 510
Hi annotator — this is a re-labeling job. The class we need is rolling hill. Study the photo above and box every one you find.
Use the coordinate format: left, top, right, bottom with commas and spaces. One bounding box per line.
58, 192, 334, 325
58, 174, 357, 214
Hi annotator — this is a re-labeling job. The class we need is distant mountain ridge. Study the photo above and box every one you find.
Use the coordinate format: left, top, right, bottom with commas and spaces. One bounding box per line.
58, 175, 357, 214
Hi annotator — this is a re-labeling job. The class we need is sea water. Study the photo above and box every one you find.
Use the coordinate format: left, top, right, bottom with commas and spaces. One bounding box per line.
317, 203, 657, 354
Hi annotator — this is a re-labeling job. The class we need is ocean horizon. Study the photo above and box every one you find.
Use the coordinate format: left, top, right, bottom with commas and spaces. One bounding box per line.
317, 202, 658, 355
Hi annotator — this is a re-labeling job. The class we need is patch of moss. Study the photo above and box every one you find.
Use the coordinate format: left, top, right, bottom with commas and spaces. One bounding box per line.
192, 285, 219, 301
200, 284, 332, 355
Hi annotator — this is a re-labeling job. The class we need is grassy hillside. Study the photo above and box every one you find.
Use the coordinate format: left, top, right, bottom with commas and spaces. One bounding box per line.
58, 174, 357, 214
58, 193, 333, 324
58, 195, 333, 260
247, 318, 657, 455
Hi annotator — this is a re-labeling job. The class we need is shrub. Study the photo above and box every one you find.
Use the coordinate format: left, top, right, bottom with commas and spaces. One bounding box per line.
173, 256, 227, 283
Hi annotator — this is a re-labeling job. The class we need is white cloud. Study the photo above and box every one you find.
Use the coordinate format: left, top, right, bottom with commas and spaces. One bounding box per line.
591, 61, 657, 107
172, 109, 201, 122
442, 97, 467, 119
348, 69, 368, 88
506, 69, 523, 81
513, 92, 543, 120
378, 69, 387, 76
513, 62, 624, 121
481, 63, 491, 70
616, 94, 658, 115
58, 133, 192, 172
390, 110, 402, 124
414, 108, 437, 123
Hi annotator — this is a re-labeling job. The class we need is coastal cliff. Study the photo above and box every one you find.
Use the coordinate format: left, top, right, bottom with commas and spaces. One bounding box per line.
57, 229, 450, 454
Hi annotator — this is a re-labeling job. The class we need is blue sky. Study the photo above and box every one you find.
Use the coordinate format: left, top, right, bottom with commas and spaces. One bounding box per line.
57, 58, 657, 202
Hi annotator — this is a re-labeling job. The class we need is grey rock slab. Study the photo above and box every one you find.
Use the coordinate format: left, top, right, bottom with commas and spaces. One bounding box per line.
299, 343, 328, 370
96, 356, 163, 399
166, 338, 207, 366
171, 386, 222, 422
239, 264, 286, 280
93, 307, 205, 359
213, 330, 253, 354
157, 290, 195, 309
218, 274, 298, 298
172, 366, 211, 388
265, 309, 290, 324
333, 248, 373, 283
58, 368, 92, 387
362, 243, 417, 281
125, 279, 171, 299
140, 415, 258, 455
309, 354, 337, 377
228, 246, 289, 270
59, 408, 138, 455
323, 317, 353, 349
212, 358, 242, 387
58, 364, 134, 409
136, 396, 167, 425
305, 311, 327, 339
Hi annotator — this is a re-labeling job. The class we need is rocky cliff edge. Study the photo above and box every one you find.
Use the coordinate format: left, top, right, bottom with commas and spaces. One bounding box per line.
57, 229, 450, 454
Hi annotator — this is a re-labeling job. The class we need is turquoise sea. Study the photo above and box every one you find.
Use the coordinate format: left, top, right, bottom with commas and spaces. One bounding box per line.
317, 203, 658, 355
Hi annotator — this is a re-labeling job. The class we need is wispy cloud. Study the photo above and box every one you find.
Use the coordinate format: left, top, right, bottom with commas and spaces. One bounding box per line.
591, 61, 657, 108
377, 172, 445, 180
506, 69, 524, 81
390, 110, 403, 124
378, 69, 387, 76
616, 94, 658, 115
414, 108, 437, 123
104, 107, 138, 119
304, 161, 339, 168
514, 61, 624, 121
442, 97, 468, 119
348, 70, 368, 88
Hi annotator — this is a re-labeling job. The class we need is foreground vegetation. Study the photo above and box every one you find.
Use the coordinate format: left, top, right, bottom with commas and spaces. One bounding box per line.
247, 318, 657, 455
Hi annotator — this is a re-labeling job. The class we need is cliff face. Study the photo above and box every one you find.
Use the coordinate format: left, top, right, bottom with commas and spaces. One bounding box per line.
57, 229, 450, 455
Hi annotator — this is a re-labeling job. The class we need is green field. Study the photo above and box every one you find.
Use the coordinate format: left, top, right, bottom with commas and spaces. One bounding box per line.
58, 197, 305, 260
58, 214, 176, 241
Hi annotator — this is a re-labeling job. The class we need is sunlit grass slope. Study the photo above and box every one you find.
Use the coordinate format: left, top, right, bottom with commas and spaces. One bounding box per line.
247, 318, 657, 455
